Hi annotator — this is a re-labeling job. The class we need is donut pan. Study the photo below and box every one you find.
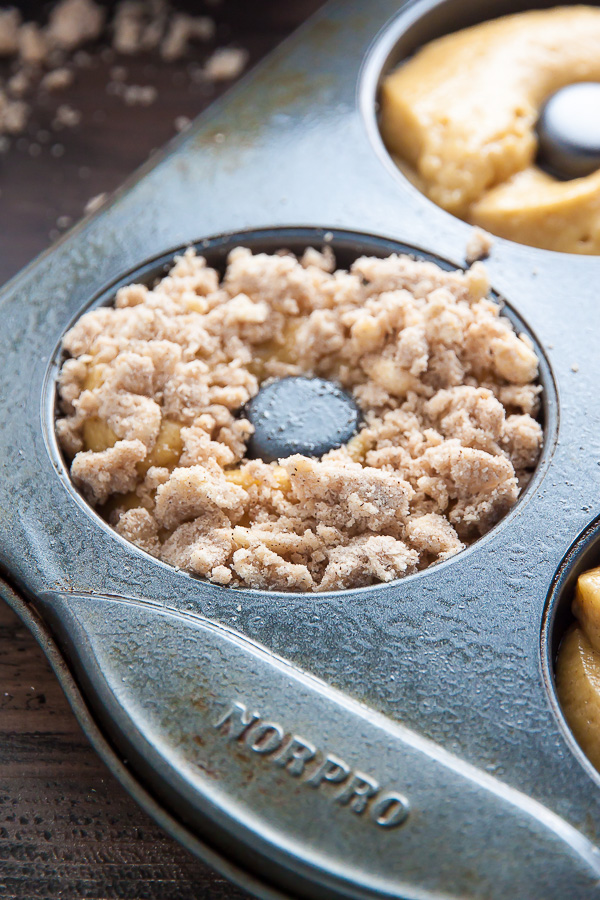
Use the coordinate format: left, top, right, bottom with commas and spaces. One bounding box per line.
2, 0, 600, 897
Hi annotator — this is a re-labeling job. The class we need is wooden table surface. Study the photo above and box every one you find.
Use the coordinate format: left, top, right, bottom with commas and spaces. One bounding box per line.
0, 3, 322, 896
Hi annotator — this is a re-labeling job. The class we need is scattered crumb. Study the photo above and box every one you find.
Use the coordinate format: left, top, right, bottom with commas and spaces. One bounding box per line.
128, 83, 157, 106
57, 248, 543, 592
53, 103, 81, 128
111, 2, 145, 55
99, 45, 114, 63
0, 8, 21, 57
572, 363, 580, 372
57, 214, 72, 228
160, 13, 215, 62
109, 64, 127, 82
0, 95, 29, 135
41, 67, 74, 92
84, 191, 107, 214
18, 23, 48, 65
46, 0, 105, 51
7, 69, 31, 99
112, 1, 167, 55
0, 0, 249, 141
73, 48, 92, 66
466, 228, 493, 264
203, 47, 248, 81
174, 115, 191, 132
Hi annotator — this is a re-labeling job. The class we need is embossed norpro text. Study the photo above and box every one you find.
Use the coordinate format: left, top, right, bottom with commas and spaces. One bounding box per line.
214, 702, 410, 828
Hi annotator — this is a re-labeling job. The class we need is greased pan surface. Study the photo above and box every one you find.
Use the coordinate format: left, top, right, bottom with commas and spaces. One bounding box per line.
1, 0, 600, 898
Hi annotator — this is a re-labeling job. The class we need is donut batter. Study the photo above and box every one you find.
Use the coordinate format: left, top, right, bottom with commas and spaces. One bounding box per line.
380, 6, 600, 254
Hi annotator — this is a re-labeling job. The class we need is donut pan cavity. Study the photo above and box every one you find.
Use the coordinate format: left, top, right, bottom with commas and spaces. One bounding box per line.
1, 1, 600, 898
361, 0, 600, 242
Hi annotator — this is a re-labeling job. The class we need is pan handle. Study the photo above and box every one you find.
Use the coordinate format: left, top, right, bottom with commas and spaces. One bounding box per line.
37, 590, 600, 900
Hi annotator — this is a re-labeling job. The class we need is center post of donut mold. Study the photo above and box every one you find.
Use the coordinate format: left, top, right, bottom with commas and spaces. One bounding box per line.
244, 376, 362, 462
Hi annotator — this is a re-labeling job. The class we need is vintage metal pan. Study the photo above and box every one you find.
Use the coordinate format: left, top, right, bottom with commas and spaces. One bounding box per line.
1, 0, 600, 897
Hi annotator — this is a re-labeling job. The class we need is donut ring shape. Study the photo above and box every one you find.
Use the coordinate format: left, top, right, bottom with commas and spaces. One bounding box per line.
380, 6, 600, 254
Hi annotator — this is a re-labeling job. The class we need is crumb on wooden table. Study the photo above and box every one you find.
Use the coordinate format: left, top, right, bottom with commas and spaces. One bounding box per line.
53, 103, 81, 128
203, 46, 248, 80
84, 191, 107, 214
0, 0, 248, 142
40, 67, 75, 91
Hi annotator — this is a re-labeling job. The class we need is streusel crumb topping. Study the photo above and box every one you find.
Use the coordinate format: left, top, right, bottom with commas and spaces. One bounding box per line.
56, 246, 543, 591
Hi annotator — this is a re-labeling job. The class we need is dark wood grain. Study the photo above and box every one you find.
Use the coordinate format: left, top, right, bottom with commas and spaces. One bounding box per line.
0, 599, 252, 899
0, 3, 322, 897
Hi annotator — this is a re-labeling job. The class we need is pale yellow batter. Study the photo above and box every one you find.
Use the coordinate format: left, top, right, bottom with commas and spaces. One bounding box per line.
380, 7, 600, 254
557, 567, 600, 770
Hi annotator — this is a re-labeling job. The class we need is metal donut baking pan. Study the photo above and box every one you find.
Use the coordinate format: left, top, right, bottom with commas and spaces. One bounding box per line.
2, 0, 600, 897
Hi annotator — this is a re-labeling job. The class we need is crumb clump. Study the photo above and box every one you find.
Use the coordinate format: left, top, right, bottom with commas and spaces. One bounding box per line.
0, 0, 104, 135
56, 247, 543, 592
53, 103, 81, 128
466, 228, 493, 265
84, 191, 106, 214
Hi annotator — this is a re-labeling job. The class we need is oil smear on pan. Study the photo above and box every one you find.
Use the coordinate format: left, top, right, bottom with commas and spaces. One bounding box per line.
55, 244, 542, 592
379, 6, 600, 254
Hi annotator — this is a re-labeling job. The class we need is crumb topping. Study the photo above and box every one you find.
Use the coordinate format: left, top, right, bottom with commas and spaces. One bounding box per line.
56, 246, 543, 591
466, 228, 493, 265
